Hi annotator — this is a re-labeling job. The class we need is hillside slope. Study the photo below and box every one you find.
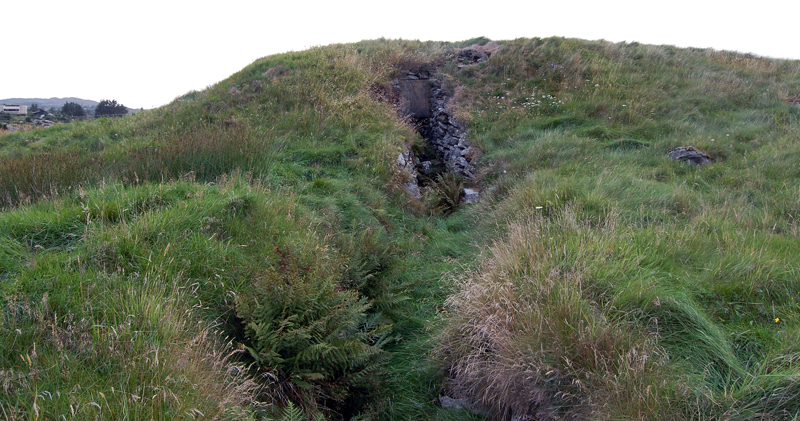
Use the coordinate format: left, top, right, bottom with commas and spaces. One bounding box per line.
2, 38, 800, 420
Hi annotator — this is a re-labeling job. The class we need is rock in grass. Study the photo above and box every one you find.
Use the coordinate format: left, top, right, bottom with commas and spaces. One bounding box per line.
462, 188, 480, 204
439, 395, 490, 416
439, 395, 471, 410
668, 146, 714, 166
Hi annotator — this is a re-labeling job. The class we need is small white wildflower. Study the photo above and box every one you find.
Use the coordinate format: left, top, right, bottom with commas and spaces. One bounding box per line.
535, 206, 543, 210
595, 84, 600, 87
622, 104, 626, 107
711, 139, 715, 142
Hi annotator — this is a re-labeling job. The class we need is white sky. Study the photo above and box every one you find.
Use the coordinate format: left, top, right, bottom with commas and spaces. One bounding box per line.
3, 0, 799, 109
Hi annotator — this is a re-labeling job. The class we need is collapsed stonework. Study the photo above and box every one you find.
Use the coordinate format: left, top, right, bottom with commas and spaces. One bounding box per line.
456, 41, 500, 68
394, 70, 477, 200
389, 43, 502, 205
412, 77, 476, 179
397, 149, 421, 198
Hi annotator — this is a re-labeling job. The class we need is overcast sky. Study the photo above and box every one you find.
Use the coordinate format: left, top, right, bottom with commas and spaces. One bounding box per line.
3, 0, 799, 109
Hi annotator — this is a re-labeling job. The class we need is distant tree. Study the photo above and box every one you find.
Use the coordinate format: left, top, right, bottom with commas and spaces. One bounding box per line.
29, 103, 40, 113
61, 101, 86, 117
95, 99, 128, 117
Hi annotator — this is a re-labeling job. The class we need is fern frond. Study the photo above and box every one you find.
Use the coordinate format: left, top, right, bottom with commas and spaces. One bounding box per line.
279, 401, 304, 421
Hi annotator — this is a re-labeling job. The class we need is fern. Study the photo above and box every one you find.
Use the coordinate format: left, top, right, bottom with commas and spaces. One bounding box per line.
428, 172, 464, 215
278, 402, 304, 421
235, 245, 389, 413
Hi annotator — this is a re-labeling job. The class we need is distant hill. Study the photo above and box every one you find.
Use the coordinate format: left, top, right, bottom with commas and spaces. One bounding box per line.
0, 97, 98, 109
0, 97, 145, 114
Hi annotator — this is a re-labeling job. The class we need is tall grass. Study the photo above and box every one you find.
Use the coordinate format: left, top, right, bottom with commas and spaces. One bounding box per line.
0, 121, 278, 205
0, 273, 260, 420
440, 209, 691, 419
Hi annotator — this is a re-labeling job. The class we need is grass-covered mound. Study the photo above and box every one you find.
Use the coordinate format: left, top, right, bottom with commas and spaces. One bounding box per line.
2, 37, 800, 420
439, 38, 800, 419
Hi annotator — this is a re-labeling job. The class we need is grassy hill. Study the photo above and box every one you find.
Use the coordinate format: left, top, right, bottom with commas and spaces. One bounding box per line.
1, 37, 800, 420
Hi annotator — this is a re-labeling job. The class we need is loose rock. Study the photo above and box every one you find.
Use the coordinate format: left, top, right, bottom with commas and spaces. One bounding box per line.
462, 188, 480, 204
262, 65, 288, 79
438, 395, 490, 416
668, 146, 714, 166
439, 395, 471, 410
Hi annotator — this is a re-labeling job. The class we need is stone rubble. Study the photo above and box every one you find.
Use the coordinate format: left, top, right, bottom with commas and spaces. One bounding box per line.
456, 41, 501, 68
457, 48, 488, 64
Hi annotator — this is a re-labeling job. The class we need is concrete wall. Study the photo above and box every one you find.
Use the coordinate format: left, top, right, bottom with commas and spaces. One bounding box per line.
398, 80, 430, 119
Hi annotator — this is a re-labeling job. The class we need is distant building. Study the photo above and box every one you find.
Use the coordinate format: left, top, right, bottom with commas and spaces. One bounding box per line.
1, 104, 28, 115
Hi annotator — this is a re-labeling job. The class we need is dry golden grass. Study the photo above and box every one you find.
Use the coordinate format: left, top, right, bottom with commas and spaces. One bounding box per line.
439, 208, 690, 420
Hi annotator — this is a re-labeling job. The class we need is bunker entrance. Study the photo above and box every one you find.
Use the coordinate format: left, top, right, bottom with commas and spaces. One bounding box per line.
395, 72, 475, 189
